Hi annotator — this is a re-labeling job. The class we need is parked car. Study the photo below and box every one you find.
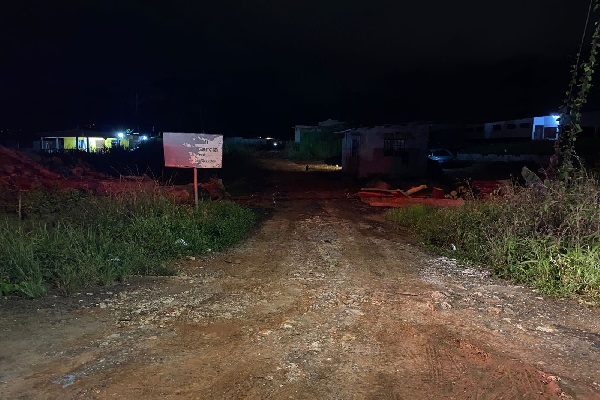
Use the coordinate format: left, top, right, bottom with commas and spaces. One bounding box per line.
428, 148, 455, 164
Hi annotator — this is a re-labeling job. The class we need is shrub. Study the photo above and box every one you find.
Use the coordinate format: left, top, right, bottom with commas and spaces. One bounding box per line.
287, 133, 341, 160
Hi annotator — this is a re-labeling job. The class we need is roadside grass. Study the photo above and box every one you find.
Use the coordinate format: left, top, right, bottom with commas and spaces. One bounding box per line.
387, 174, 600, 298
0, 188, 255, 297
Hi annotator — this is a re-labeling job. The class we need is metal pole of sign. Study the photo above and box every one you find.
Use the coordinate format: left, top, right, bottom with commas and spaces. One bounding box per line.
193, 167, 199, 209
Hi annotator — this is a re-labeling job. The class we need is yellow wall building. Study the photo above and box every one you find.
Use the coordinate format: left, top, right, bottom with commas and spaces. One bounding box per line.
39, 130, 133, 153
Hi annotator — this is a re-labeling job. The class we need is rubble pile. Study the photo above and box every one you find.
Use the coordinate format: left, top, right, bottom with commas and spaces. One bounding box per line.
357, 178, 512, 207
357, 184, 465, 208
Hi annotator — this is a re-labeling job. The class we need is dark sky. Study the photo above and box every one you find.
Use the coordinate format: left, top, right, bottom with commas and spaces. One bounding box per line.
0, 0, 593, 137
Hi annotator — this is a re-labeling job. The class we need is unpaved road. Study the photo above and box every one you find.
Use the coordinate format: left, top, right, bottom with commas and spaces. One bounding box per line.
2, 164, 600, 399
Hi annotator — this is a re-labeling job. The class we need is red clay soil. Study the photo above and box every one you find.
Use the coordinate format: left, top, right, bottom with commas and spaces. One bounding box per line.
1, 160, 600, 399
0, 145, 190, 199
0, 145, 62, 187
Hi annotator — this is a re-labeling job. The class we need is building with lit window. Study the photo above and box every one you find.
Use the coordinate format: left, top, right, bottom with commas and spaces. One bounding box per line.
482, 112, 600, 141
34, 129, 149, 153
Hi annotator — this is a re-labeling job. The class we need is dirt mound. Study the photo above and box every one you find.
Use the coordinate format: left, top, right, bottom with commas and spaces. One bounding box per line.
0, 145, 62, 188
0, 145, 193, 204
43, 155, 109, 180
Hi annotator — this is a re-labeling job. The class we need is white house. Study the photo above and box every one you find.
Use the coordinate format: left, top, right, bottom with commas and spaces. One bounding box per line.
483, 112, 600, 141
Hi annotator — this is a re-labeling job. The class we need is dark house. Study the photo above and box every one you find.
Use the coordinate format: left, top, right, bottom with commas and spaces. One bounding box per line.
341, 124, 429, 178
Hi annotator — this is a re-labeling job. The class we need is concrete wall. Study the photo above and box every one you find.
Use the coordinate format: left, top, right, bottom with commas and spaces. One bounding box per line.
464, 124, 485, 139
484, 118, 534, 139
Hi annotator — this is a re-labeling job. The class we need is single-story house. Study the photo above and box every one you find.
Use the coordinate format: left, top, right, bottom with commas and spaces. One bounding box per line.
341, 124, 429, 178
483, 117, 539, 140
34, 129, 148, 153
294, 119, 347, 142
483, 112, 600, 141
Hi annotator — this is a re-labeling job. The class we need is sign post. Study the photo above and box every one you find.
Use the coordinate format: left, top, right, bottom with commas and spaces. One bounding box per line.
193, 168, 198, 207
163, 132, 224, 208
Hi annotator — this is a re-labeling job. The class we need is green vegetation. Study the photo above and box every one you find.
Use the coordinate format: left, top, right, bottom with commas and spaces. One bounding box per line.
222, 142, 255, 157
0, 188, 255, 297
287, 132, 341, 160
549, 0, 600, 179
387, 175, 600, 297
389, 3, 600, 299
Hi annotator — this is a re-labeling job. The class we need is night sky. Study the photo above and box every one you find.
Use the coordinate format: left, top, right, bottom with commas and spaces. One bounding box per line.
0, 1, 593, 137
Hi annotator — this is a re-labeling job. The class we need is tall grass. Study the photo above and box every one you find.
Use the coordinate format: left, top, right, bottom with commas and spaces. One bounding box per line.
0, 188, 255, 297
388, 173, 600, 297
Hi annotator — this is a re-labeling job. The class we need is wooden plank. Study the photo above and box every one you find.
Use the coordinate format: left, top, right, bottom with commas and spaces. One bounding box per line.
361, 197, 464, 207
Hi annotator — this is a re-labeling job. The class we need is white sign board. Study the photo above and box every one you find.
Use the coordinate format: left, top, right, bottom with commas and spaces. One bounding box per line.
163, 132, 223, 168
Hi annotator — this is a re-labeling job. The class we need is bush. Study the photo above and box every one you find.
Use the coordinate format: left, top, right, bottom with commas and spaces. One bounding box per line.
0, 189, 255, 297
387, 173, 600, 297
287, 133, 341, 160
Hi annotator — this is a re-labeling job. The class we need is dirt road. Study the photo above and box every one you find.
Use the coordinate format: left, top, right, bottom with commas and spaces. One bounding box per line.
2, 165, 600, 399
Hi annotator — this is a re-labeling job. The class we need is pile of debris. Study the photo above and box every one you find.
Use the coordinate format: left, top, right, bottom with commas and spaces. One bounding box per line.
357, 177, 518, 207
200, 176, 231, 199
357, 184, 465, 208
470, 180, 505, 199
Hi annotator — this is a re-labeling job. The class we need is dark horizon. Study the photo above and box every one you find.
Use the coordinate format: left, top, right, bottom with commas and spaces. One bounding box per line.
0, 0, 594, 138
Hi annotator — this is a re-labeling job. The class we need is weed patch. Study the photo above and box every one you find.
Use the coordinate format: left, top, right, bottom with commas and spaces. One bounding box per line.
0, 189, 255, 297
388, 175, 600, 298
